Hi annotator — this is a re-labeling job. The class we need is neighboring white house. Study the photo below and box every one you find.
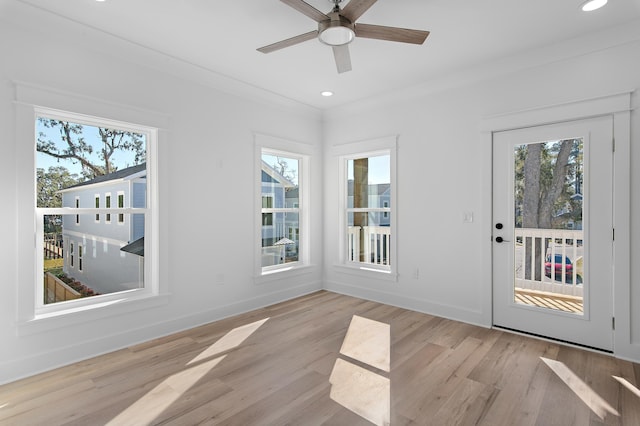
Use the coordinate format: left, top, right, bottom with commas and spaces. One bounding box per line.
58, 163, 146, 295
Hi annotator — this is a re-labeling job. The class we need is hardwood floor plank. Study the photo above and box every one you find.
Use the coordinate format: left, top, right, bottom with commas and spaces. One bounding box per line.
1, 291, 638, 426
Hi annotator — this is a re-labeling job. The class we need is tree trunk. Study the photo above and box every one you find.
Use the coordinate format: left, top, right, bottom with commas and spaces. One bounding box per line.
523, 143, 542, 280
353, 158, 368, 262
538, 140, 573, 228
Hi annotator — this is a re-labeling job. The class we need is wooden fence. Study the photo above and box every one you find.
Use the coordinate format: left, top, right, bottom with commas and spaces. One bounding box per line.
44, 272, 80, 304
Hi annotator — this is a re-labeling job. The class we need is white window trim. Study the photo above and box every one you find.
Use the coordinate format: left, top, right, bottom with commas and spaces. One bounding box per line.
78, 243, 83, 272
75, 196, 80, 225
334, 136, 398, 281
94, 194, 100, 223
69, 241, 75, 269
254, 133, 311, 281
105, 192, 112, 224
117, 191, 125, 224
15, 83, 166, 335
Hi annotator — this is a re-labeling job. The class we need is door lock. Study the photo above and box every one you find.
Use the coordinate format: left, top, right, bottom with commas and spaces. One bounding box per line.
495, 236, 510, 243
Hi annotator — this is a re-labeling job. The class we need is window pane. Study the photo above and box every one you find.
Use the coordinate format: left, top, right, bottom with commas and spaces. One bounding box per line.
43, 214, 144, 305
261, 153, 299, 209
347, 212, 391, 266
36, 117, 146, 208
513, 139, 584, 313
261, 212, 299, 267
347, 155, 390, 209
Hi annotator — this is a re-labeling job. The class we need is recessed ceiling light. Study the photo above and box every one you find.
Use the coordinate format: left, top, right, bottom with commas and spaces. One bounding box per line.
321, 91, 334, 97
581, 0, 607, 12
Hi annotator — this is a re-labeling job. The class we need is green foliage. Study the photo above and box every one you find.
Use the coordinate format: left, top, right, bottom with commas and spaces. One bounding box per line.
37, 166, 79, 208
37, 118, 145, 180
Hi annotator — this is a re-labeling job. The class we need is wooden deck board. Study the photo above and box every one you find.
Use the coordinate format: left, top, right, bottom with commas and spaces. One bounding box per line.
1, 290, 638, 425
515, 287, 584, 313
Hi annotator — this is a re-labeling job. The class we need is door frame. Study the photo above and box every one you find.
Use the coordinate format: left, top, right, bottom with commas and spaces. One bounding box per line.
480, 92, 632, 357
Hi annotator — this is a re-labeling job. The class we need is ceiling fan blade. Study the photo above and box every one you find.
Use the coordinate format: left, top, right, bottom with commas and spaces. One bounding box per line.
332, 45, 352, 73
340, 0, 377, 22
355, 23, 429, 44
257, 30, 318, 53
280, 0, 330, 22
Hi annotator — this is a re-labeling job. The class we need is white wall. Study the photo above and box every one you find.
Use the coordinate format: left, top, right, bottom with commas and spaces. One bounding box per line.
323, 22, 640, 360
0, 3, 323, 384
2, 1, 639, 385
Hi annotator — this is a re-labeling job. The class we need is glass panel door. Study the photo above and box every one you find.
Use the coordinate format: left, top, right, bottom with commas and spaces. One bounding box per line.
493, 116, 613, 351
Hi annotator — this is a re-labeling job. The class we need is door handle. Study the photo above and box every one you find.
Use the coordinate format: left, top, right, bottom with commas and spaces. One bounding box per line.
495, 236, 510, 243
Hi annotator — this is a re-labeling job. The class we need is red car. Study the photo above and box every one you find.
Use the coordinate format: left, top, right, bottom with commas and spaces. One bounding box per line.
545, 254, 580, 283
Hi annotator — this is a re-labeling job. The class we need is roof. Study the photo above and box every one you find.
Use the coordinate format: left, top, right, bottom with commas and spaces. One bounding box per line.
261, 161, 295, 188
120, 237, 144, 257
61, 163, 146, 191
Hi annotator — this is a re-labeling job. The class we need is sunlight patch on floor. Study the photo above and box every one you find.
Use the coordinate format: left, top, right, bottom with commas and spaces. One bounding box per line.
330, 358, 390, 426
613, 376, 640, 399
329, 315, 391, 426
106, 317, 269, 425
105, 355, 226, 426
188, 317, 269, 365
340, 315, 390, 372
541, 357, 619, 420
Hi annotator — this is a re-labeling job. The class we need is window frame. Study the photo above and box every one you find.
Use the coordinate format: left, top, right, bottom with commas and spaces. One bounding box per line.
15, 89, 164, 333
117, 191, 125, 224
254, 134, 311, 279
78, 243, 83, 272
105, 193, 112, 223
335, 136, 397, 280
94, 194, 100, 222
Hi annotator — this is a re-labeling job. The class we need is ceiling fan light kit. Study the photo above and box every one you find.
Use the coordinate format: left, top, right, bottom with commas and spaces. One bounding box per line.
258, 0, 430, 73
318, 15, 355, 46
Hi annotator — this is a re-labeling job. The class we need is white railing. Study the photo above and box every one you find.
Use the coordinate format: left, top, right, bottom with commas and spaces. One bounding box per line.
514, 228, 583, 297
347, 226, 391, 266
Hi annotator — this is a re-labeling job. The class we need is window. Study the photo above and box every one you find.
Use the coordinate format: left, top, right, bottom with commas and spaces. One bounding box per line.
346, 154, 392, 269
75, 197, 80, 224
337, 136, 396, 276
255, 134, 310, 276
31, 106, 159, 314
260, 151, 300, 269
117, 192, 125, 224
105, 193, 111, 223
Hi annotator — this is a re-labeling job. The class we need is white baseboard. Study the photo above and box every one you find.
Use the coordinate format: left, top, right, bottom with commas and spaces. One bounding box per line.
323, 280, 490, 329
0, 281, 322, 385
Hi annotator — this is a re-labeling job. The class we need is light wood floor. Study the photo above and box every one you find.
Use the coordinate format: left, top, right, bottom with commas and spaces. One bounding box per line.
1, 291, 639, 425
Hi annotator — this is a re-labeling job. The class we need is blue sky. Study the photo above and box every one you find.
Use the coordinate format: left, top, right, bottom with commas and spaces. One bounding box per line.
347, 155, 390, 185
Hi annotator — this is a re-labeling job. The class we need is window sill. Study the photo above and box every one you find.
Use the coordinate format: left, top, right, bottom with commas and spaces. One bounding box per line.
16, 293, 171, 336
333, 263, 398, 282
254, 264, 315, 285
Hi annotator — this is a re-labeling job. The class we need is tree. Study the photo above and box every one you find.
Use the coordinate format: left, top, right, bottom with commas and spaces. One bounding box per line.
37, 166, 79, 233
271, 157, 297, 184
518, 139, 578, 279
37, 166, 79, 208
37, 118, 145, 180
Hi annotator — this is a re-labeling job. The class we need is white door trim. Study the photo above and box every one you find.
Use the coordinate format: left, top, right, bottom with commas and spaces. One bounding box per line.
480, 91, 634, 358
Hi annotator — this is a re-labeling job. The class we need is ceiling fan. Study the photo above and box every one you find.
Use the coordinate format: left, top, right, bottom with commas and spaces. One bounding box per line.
257, 0, 430, 73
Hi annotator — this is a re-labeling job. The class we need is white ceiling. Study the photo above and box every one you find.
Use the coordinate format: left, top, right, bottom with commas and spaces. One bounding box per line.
13, 0, 640, 110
